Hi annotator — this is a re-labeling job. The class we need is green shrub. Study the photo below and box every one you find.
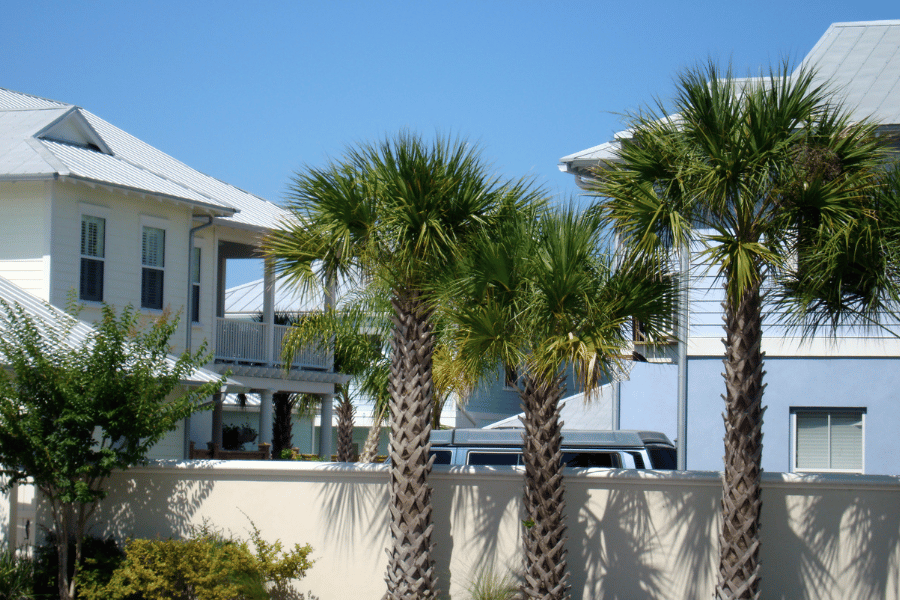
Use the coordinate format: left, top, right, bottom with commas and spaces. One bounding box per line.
0, 546, 33, 600
32, 535, 123, 599
82, 521, 314, 600
465, 565, 518, 600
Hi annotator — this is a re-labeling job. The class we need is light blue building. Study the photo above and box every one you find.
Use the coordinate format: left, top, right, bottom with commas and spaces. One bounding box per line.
555, 20, 900, 475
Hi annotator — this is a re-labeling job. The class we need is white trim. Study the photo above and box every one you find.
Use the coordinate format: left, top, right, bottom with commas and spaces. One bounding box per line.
140, 214, 170, 230
78, 201, 111, 219
790, 408, 866, 474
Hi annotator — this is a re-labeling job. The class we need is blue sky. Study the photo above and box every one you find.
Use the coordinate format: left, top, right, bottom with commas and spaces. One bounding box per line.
3, 2, 896, 285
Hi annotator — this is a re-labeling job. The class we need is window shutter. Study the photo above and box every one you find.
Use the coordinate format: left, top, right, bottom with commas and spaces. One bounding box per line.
796, 413, 829, 470
830, 413, 863, 470
142, 227, 165, 267
81, 215, 105, 258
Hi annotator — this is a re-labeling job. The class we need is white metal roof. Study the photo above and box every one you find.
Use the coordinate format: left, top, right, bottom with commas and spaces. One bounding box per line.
559, 20, 900, 177
224, 277, 325, 317
0, 275, 226, 387
483, 386, 614, 430
801, 20, 900, 126
0, 88, 294, 231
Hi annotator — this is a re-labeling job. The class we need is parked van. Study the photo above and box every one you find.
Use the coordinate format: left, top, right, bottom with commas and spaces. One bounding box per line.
429, 429, 677, 470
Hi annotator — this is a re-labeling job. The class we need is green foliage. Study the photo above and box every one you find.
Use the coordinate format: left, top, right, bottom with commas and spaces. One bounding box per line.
464, 565, 518, 600
81, 522, 314, 600
0, 300, 225, 599
32, 535, 124, 599
0, 547, 33, 600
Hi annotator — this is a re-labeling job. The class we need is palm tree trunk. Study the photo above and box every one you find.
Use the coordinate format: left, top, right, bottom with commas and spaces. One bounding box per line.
717, 282, 766, 600
360, 405, 386, 463
336, 388, 356, 462
520, 374, 569, 600
384, 292, 437, 600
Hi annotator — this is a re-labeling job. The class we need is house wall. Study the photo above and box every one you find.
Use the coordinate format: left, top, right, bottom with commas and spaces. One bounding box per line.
81, 462, 900, 600
0, 180, 52, 298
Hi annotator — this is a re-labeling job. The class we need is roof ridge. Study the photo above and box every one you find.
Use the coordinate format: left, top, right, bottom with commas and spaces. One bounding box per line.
0, 87, 70, 108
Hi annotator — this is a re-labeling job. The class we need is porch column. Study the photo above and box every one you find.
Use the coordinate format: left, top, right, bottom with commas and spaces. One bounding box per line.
263, 258, 275, 366
212, 393, 224, 447
259, 390, 274, 446
319, 393, 334, 460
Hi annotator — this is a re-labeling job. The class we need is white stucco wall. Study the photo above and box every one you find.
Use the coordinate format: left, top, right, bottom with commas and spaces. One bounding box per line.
81, 462, 900, 600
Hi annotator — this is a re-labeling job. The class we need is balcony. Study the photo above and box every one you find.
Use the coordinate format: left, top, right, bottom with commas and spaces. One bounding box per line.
214, 317, 329, 370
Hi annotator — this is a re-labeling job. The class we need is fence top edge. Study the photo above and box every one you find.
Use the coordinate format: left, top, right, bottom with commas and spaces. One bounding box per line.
122, 461, 900, 490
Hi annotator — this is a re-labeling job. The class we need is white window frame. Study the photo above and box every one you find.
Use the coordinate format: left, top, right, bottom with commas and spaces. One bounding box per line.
790, 408, 865, 474
140, 216, 168, 311
79, 203, 110, 304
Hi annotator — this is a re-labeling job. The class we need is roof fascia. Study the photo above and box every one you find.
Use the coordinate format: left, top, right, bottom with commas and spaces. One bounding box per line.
59, 175, 237, 217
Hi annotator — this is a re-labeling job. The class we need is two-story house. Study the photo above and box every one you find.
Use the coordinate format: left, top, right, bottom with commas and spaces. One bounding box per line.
0, 87, 346, 459
557, 20, 900, 475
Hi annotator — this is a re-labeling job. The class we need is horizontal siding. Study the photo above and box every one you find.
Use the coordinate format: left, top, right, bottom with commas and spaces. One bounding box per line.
0, 181, 50, 299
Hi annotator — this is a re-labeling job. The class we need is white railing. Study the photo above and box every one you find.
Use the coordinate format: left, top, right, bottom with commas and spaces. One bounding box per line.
215, 318, 328, 369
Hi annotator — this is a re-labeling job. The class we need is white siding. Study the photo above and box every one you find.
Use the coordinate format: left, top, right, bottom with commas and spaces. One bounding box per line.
147, 419, 185, 460
0, 181, 51, 298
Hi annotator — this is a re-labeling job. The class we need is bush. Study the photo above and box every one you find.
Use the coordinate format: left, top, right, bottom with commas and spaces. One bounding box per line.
82, 521, 314, 600
32, 535, 123, 599
0, 546, 33, 600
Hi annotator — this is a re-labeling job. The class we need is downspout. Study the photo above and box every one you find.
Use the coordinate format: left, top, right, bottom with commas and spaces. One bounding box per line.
183, 215, 214, 460
676, 244, 690, 470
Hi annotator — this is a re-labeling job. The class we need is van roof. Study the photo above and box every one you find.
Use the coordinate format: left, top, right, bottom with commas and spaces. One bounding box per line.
430, 429, 673, 448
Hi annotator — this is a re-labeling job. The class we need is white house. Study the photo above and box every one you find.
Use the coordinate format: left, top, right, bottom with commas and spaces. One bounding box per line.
0, 87, 347, 459
557, 20, 900, 475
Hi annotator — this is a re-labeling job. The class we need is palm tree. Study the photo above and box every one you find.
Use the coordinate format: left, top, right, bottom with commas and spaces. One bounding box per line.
591, 62, 897, 600
281, 302, 391, 462
445, 205, 676, 600
264, 132, 540, 599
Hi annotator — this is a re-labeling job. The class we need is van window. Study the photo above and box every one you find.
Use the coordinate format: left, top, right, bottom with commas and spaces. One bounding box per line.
467, 452, 520, 466
561, 452, 622, 468
431, 450, 453, 465
647, 446, 677, 470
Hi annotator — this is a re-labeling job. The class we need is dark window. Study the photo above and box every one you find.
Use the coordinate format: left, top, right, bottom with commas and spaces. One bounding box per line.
141, 226, 165, 310
626, 451, 646, 469
430, 450, 452, 465
562, 452, 622, 468
467, 452, 520, 466
646, 446, 677, 470
80, 215, 105, 302
191, 247, 200, 322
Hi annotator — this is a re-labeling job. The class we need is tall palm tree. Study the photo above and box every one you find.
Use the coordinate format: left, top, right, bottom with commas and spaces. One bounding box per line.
592, 62, 897, 600
264, 132, 540, 599
445, 205, 676, 600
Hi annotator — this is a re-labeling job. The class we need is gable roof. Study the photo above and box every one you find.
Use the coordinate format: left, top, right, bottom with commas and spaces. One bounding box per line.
0, 88, 293, 231
559, 20, 900, 181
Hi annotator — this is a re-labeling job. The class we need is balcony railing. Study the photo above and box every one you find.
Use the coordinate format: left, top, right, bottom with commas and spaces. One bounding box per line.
215, 318, 328, 370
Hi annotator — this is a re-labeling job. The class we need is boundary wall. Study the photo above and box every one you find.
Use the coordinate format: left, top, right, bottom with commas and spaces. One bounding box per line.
70, 462, 900, 600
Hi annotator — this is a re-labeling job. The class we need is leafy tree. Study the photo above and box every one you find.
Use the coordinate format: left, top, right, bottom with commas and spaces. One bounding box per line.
0, 300, 223, 600
445, 204, 675, 600
591, 62, 899, 600
264, 132, 541, 599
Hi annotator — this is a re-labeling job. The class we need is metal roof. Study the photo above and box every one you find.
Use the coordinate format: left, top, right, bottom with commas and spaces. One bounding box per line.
0, 88, 294, 231
801, 20, 900, 126
559, 20, 900, 178
0, 275, 227, 387
483, 387, 614, 431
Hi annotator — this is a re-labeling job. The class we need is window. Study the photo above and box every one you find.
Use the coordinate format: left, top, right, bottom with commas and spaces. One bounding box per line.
141, 226, 165, 310
80, 215, 105, 302
191, 247, 200, 322
792, 408, 865, 473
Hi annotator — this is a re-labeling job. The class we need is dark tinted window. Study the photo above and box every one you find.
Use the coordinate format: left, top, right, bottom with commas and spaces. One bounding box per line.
467, 452, 520, 466
562, 452, 621, 468
647, 446, 677, 470
431, 450, 452, 465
